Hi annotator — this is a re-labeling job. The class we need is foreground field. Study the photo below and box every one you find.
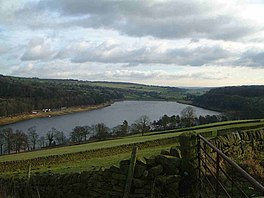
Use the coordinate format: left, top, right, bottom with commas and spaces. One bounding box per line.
0, 119, 263, 177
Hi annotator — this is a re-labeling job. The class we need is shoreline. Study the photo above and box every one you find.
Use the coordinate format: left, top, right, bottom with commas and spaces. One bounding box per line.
0, 102, 114, 127
0, 99, 220, 127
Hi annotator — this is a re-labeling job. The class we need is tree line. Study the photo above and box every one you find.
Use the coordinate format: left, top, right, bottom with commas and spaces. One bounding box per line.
0, 75, 124, 117
0, 75, 188, 118
193, 85, 264, 119
0, 107, 227, 155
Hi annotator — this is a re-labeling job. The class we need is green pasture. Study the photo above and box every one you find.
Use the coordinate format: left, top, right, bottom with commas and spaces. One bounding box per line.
90, 82, 186, 100
90, 82, 168, 93
0, 119, 263, 163
0, 119, 263, 176
5, 144, 176, 177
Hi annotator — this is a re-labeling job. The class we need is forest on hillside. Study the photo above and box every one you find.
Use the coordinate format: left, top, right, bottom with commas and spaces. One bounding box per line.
193, 86, 264, 119
1, 75, 264, 120
0, 75, 124, 117
0, 75, 186, 117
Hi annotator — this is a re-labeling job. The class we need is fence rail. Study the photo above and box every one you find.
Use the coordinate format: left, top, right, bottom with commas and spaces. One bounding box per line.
197, 134, 264, 198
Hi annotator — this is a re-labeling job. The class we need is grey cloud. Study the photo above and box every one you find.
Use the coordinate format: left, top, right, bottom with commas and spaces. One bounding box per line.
21, 38, 56, 61
17, 0, 259, 40
0, 46, 9, 55
238, 50, 264, 67
56, 41, 231, 67
105, 69, 228, 81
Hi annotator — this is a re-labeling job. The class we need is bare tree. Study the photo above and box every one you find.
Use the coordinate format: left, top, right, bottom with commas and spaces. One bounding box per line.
94, 123, 110, 139
46, 129, 55, 146
38, 136, 46, 148
181, 106, 196, 127
131, 115, 151, 136
0, 128, 14, 154
54, 130, 66, 145
0, 130, 4, 155
113, 120, 129, 137
27, 126, 39, 150
13, 130, 28, 153
71, 126, 85, 143
83, 126, 92, 141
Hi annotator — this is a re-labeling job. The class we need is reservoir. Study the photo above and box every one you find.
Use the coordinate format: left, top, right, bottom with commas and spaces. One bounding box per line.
1, 101, 219, 136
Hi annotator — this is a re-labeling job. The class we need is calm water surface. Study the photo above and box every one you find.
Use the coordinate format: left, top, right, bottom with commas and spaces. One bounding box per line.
1, 101, 219, 136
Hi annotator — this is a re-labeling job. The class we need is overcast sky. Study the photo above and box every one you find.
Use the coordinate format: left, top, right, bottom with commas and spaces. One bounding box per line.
1, 0, 264, 87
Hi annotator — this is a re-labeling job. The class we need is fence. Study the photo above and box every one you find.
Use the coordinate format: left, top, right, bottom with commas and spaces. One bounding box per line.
197, 134, 264, 198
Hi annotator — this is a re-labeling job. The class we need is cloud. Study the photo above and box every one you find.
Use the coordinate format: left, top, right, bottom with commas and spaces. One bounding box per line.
21, 37, 56, 61
1, 0, 264, 87
55, 40, 232, 67
0, 46, 9, 55
12, 0, 262, 41
54, 38, 264, 68
8, 56, 264, 87
238, 50, 264, 67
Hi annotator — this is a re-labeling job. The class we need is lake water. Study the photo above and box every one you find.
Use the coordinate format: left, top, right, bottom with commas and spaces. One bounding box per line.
1, 101, 219, 136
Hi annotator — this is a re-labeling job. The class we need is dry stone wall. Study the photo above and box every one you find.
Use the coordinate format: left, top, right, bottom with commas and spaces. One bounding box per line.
3, 128, 261, 198
0, 145, 194, 198
209, 129, 264, 158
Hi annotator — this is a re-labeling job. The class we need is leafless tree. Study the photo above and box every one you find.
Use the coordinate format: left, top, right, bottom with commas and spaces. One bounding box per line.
181, 106, 196, 127
0, 128, 14, 154
27, 126, 39, 150
131, 115, 151, 136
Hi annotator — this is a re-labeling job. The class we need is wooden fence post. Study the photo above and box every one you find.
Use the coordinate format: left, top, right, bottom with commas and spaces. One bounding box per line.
123, 146, 138, 198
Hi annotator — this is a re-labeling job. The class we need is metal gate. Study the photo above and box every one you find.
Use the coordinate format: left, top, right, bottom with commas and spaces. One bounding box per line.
197, 134, 264, 198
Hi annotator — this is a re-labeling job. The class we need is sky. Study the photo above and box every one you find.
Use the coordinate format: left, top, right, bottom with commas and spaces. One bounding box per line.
0, 0, 264, 87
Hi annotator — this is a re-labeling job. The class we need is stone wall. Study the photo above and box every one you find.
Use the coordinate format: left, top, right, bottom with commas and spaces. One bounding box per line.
2, 129, 262, 198
209, 129, 264, 158
0, 144, 194, 198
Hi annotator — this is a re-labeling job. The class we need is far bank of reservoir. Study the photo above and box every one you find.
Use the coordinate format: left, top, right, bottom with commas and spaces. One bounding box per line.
1, 100, 220, 136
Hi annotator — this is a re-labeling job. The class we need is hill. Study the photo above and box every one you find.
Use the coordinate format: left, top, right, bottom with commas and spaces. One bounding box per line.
193, 85, 264, 119
0, 75, 188, 118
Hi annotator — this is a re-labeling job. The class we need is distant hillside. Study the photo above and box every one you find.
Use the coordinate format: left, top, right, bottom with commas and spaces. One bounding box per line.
193, 86, 264, 119
0, 75, 125, 117
0, 75, 187, 117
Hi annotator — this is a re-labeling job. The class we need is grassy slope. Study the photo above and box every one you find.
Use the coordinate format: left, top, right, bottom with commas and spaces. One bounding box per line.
90, 81, 187, 101
1, 119, 263, 163
0, 79, 189, 126
8, 144, 176, 176
0, 119, 263, 177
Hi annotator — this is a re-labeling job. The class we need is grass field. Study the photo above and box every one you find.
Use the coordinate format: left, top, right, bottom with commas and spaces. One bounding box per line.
0, 119, 263, 177
1, 119, 263, 163
4, 144, 177, 177
90, 81, 189, 101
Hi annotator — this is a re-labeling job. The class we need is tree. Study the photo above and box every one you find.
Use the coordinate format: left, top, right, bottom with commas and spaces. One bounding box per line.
94, 123, 110, 139
181, 106, 196, 127
13, 130, 28, 153
54, 130, 66, 145
0, 128, 14, 154
170, 115, 181, 129
0, 130, 4, 155
198, 115, 206, 125
120, 120, 129, 135
83, 126, 92, 141
131, 115, 151, 136
46, 129, 55, 146
27, 126, 39, 150
160, 114, 170, 130
71, 126, 86, 143
113, 120, 129, 136
38, 136, 46, 148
